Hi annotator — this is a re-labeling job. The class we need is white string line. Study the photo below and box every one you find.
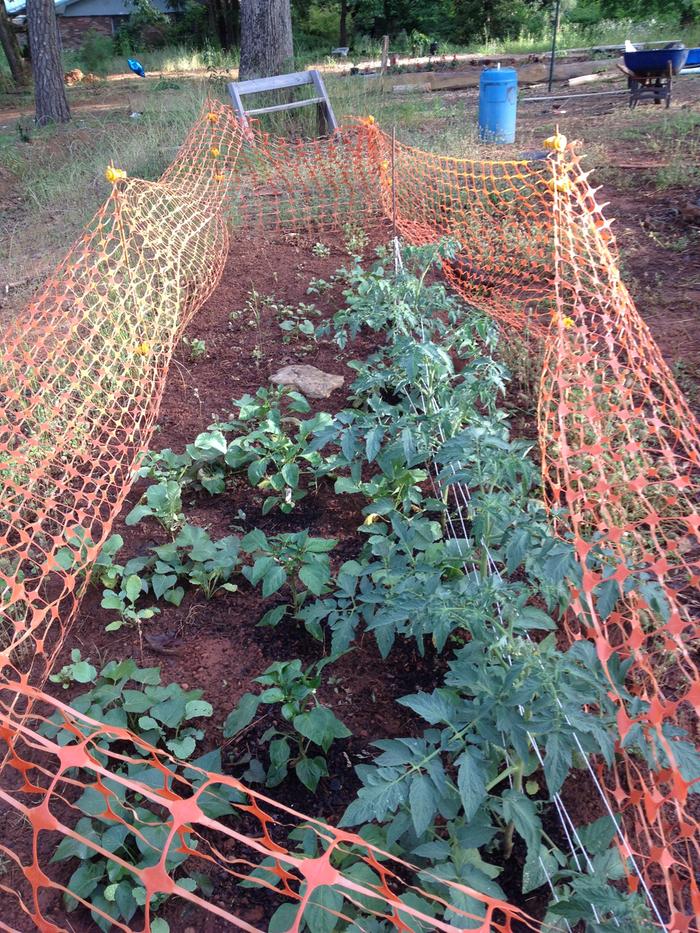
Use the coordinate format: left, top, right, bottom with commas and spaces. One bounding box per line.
399, 239, 665, 927
385, 238, 668, 927
421, 341, 667, 928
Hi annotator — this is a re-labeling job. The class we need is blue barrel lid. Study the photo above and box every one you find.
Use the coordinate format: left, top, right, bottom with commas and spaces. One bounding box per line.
481, 66, 517, 80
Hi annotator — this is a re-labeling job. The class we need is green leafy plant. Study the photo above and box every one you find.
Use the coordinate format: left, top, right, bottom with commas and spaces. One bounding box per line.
276, 300, 321, 345
101, 572, 160, 633
306, 275, 334, 295
317, 239, 462, 349
342, 222, 370, 257
312, 241, 331, 258
241, 528, 335, 626
223, 657, 350, 791
125, 479, 184, 532
96, 522, 241, 611
151, 523, 240, 600
49, 649, 97, 689
217, 388, 331, 514
338, 636, 656, 929
182, 335, 206, 361
41, 658, 235, 931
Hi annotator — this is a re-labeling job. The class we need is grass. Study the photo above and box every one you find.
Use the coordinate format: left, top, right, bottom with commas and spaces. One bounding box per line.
0, 82, 208, 289
584, 109, 700, 191
468, 17, 700, 55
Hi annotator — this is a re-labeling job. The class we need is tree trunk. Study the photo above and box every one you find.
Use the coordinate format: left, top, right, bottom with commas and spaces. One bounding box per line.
338, 0, 350, 49
239, 0, 293, 80
0, 1, 28, 85
26, 0, 70, 125
339, 0, 348, 47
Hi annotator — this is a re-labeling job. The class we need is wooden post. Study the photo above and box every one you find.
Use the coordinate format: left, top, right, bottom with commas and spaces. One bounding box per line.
547, 0, 561, 93
391, 125, 397, 241
381, 35, 389, 75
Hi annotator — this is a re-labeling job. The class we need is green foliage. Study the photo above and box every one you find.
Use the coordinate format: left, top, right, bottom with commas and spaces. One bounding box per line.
49, 649, 97, 689
95, 523, 240, 632
41, 659, 235, 931
217, 387, 332, 513
135, 386, 332, 514
182, 336, 207, 361
276, 301, 321, 345
224, 657, 350, 791
114, 0, 173, 52
254, 242, 675, 929
125, 479, 183, 532
81, 238, 694, 931
242, 528, 336, 623
318, 239, 463, 349
100, 573, 160, 632
78, 31, 115, 74
95, 522, 332, 628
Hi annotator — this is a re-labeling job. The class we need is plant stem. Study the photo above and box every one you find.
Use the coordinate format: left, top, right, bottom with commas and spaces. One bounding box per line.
503, 761, 523, 860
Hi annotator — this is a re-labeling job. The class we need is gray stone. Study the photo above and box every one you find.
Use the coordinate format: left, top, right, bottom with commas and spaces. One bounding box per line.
270, 364, 344, 399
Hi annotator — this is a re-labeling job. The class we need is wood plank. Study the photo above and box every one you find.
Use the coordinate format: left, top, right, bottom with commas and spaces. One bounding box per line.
234, 70, 314, 95
246, 96, 325, 116
569, 70, 618, 86
373, 57, 619, 94
227, 82, 247, 124
309, 69, 338, 131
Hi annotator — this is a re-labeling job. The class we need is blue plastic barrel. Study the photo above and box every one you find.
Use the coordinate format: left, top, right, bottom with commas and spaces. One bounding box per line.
478, 66, 518, 143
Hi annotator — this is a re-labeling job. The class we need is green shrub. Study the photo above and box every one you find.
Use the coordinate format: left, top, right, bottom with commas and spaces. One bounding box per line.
78, 30, 115, 75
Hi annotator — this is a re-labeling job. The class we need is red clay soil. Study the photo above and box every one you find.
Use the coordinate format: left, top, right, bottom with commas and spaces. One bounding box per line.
2, 226, 612, 932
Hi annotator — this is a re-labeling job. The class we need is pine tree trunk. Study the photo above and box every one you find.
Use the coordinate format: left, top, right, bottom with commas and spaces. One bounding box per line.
339, 0, 348, 47
239, 0, 293, 80
0, 2, 28, 85
26, 0, 70, 125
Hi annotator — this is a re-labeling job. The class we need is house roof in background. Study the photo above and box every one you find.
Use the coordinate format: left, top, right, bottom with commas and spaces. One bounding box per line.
6, 0, 173, 14
5, 0, 73, 14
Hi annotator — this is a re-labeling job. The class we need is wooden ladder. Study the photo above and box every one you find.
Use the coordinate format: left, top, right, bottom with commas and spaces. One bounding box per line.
227, 69, 338, 135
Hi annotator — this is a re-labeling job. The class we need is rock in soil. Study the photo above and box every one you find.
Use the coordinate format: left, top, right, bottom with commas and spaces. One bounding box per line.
270, 363, 344, 399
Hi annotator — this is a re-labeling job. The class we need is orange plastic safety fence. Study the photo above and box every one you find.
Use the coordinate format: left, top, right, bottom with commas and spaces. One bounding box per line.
0, 102, 698, 932
538, 146, 700, 927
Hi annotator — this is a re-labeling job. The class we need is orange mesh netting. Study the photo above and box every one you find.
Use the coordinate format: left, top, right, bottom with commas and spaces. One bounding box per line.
0, 102, 698, 931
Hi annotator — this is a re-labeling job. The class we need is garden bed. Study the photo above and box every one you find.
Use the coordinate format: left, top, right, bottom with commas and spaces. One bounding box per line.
18, 224, 654, 933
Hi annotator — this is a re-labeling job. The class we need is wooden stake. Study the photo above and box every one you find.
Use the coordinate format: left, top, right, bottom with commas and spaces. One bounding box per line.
381, 35, 389, 75
391, 125, 397, 241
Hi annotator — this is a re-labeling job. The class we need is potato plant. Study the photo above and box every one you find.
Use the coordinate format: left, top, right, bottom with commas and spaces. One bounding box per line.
40, 659, 239, 932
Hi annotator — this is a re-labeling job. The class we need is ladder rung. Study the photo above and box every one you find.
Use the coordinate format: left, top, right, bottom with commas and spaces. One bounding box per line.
245, 97, 326, 116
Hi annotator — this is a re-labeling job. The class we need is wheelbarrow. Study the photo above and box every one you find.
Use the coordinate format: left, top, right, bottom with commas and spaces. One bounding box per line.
617, 45, 689, 108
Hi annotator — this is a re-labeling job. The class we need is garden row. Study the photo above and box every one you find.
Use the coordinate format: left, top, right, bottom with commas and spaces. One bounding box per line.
48, 235, 697, 932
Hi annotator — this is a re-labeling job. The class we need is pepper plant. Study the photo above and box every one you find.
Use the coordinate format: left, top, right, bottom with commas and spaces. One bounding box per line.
241, 528, 335, 626
223, 657, 350, 792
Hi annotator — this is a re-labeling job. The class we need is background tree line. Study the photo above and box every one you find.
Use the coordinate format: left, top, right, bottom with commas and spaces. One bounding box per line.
115, 0, 700, 52
2, 0, 698, 127
207, 0, 699, 50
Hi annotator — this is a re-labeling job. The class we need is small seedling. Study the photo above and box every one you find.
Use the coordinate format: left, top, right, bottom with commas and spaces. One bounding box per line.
342, 223, 369, 257
276, 301, 321, 345
49, 649, 97, 689
312, 242, 331, 258
183, 336, 206, 361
